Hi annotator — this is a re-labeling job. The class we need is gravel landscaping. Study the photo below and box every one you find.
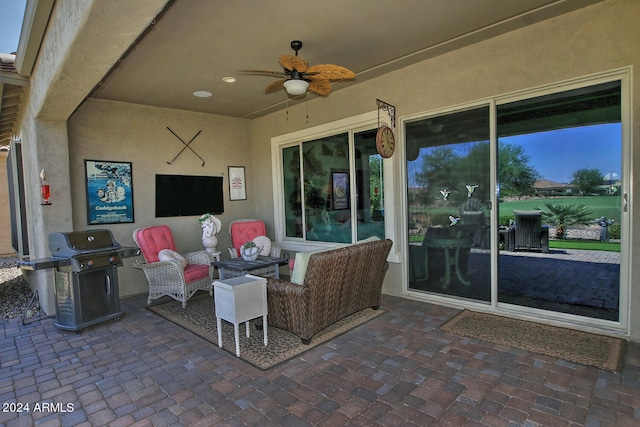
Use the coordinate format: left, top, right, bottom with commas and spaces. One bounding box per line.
0, 256, 36, 321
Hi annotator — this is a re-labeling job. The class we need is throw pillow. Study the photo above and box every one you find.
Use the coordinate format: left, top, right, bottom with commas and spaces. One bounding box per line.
252, 235, 272, 256
355, 235, 381, 244
158, 249, 187, 268
290, 244, 347, 285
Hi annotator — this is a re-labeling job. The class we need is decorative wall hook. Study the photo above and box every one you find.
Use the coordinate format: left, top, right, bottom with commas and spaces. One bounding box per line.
376, 99, 396, 129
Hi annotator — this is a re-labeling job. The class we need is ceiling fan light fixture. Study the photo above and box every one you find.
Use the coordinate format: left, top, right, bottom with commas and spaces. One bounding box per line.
283, 79, 309, 95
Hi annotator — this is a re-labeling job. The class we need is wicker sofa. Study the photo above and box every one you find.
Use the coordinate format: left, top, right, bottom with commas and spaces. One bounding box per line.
263, 238, 393, 344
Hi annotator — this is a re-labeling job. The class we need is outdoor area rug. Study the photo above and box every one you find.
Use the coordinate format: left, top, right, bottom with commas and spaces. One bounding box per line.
147, 294, 385, 370
440, 310, 626, 372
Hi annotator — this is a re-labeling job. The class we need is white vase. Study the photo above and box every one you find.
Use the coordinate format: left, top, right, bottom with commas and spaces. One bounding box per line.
240, 246, 261, 261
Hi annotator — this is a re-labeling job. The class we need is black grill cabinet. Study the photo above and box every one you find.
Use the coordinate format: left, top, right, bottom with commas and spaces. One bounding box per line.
53, 253, 123, 331
18, 229, 137, 332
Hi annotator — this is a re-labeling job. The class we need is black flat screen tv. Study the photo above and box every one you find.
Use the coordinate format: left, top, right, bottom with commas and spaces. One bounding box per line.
155, 174, 224, 217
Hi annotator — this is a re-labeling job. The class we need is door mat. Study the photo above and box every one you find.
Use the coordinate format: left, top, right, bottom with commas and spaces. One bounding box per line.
440, 310, 626, 372
148, 293, 385, 370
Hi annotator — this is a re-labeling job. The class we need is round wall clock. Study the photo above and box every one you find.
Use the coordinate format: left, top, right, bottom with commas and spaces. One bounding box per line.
376, 125, 396, 158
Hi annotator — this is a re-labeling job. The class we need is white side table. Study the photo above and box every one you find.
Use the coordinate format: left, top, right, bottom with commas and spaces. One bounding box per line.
212, 274, 267, 357
210, 251, 221, 279
210, 251, 221, 262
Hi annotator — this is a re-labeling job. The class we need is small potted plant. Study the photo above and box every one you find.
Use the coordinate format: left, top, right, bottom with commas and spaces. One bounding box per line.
240, 241, 261, 261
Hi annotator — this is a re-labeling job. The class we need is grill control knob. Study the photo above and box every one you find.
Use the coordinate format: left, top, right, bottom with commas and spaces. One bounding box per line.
86, 259, 94, 267
109, 256, 117, 263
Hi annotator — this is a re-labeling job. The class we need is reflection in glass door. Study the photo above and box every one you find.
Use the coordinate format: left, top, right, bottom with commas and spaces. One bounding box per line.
406, 106, 491, 302
497, 81, 622, 321
406, 79, 624, 323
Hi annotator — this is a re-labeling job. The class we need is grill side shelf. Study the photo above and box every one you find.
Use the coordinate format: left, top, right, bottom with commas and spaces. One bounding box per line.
118, 247, 141, 259
17, 258, 71, 271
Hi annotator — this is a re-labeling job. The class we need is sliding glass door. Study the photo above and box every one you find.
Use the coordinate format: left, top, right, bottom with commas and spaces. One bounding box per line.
497, 81, 622, 321
406, 106, 491, 302
406, 77, 625, 323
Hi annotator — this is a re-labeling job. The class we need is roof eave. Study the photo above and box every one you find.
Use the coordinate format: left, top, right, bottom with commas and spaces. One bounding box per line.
14, 0, 55, 77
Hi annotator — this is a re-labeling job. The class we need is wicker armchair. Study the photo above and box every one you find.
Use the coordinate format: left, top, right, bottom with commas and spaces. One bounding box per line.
133, 225, 213, 308
512, 210, 549, 253
227, 219, 279, 277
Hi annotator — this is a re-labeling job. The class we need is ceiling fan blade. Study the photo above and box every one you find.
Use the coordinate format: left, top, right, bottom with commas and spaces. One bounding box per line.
307, 64, 356, 81
308, 79, 332, 96
239, 69, 286, 77
265, 79, 286, 94
279, 55, 309, 72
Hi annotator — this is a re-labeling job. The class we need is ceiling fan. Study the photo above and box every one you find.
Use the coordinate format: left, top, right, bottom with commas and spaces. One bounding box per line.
241, 40, 356, 96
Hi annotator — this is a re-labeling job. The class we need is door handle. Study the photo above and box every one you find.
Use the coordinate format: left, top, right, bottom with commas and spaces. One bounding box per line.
105, 275, 111, 294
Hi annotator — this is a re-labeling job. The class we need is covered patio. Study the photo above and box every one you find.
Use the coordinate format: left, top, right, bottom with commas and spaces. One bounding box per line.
1, 1, 640, 424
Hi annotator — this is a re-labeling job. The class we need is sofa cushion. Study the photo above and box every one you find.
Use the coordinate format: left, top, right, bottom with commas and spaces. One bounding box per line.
289, 236, 381, 285
184, 263, 210, 283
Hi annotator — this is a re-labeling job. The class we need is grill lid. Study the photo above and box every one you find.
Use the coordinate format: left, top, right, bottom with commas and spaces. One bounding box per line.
49, 229, 121, 258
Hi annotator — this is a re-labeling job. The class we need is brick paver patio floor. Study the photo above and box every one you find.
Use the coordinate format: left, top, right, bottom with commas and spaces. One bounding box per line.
1, 293, 639, 426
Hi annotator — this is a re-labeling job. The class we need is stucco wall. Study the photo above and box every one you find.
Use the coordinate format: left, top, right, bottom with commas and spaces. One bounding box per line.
67, 99, 253, 297
16, 0, 171, 314
249, 0, 640, 338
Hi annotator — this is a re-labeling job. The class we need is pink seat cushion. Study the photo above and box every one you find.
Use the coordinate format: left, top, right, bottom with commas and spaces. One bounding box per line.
184, 264, 210, 283
136, 225, 177, 263
136, 225, 209, 284
230, 220, 267, 253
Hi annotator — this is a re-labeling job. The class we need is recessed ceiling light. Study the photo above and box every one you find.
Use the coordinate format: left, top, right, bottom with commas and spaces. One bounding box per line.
193, 90, 212, 98
222, 76, 236, 83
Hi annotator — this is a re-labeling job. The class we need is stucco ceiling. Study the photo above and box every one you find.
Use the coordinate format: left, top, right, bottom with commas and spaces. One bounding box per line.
3, 0, 605, 137
88, 0, 604, 119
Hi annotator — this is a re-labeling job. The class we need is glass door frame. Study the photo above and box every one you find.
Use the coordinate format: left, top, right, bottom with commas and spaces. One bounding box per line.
401, 68, 631, 335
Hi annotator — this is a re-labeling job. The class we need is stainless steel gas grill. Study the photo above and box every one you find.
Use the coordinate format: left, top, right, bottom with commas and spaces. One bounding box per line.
18, 229, 138, 332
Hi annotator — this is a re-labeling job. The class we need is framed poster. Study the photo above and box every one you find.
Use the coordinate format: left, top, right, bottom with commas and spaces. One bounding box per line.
228, 166, 246, 201
84, 160, 134, 224
331, 169, 349, 210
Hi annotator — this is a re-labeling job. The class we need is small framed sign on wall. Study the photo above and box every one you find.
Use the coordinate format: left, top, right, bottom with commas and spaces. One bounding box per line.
331, 169, 349, 210
228, 166, 247, 201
